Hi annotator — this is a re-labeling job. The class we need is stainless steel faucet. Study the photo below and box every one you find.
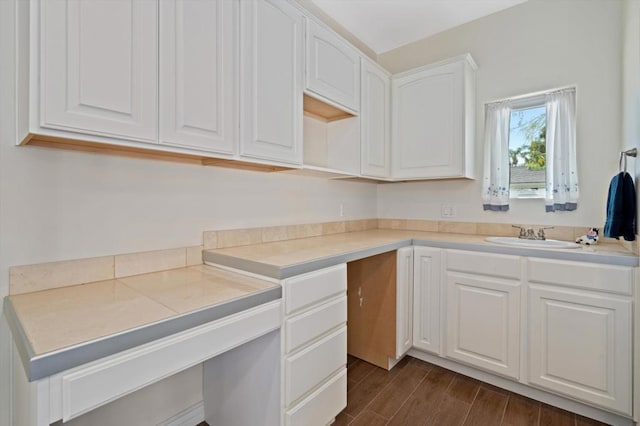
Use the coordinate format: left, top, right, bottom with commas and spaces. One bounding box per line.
512, 225, 554, 240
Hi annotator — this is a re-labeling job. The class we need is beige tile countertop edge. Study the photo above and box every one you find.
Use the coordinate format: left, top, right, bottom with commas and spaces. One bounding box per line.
203, 230, 639, 280
5, 265, 281, 381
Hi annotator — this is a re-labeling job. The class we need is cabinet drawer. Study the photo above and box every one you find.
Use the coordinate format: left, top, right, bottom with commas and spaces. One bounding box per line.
284, 264, 347, 315
285, 368, 347, 426
285, 296, 346, 354
447, 250, 520, 279
527, 258, 633, 295
285, 326, 346, 406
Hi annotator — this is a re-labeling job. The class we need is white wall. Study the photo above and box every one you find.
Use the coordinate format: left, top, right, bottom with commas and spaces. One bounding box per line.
0, 2, 377, 424
377, 0, 624, 227
622, 0, 640, 224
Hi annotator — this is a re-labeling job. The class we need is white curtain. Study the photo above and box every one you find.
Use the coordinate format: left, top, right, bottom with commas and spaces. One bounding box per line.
482, 102, 511, 211
545, 89, 578, 211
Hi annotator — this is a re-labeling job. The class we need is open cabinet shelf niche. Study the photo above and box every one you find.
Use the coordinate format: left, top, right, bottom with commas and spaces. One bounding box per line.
302, 94, 360, 176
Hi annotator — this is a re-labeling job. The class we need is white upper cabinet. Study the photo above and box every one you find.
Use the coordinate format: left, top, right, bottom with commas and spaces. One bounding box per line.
391, 54, 476, 180
360, 59, 390, 178
305, 19, 360, 113
160, 0, 236, 154
40, 0, 158, 142
239, 0, 303, 165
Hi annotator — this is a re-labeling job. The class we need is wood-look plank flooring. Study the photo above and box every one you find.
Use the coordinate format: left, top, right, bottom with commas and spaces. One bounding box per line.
336, 356, 610, 426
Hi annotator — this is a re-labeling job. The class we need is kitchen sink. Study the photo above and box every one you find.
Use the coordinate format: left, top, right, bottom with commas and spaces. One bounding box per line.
485, 236, 581, 249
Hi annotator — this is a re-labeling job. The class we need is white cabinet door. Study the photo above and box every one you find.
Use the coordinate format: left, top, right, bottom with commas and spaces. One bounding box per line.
396, 247, 413, 358
445, 272, 520, 379
160, 0, 236, 154
412, 247, 442, 355
240, 0, 303, 165
305, 19, 360, 113
528, 285, 632, 414
360, 59, 390, 178
41, 0, 157, 142
391, 55, 476, 179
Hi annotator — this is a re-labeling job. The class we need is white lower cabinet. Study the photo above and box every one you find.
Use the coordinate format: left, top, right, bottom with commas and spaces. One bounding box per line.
412, 247, 442, 355
285, 368, 347, 426
445, 272, 521, 379
443, 250, 522, 380
396, 247, 414, 358
528, 285, 632, 414
285, 326, 346, 406
282, 264, 347, 425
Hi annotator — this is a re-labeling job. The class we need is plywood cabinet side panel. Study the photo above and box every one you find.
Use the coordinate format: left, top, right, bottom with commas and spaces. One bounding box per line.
347, 251, 396, 369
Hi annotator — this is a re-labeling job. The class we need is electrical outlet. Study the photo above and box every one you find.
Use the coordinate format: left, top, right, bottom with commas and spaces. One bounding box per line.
441, 204, 457, 218
339, 203, 344, 217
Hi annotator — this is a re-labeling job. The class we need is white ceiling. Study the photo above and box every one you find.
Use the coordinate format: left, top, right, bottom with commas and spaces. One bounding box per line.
310, 0, 528, 54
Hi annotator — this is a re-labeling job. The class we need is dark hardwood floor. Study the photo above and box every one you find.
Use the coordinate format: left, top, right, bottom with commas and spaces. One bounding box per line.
336, 355, 609, 426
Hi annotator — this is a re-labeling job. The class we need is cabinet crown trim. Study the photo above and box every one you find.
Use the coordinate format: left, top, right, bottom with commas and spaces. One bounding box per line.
391, 53, 477, 80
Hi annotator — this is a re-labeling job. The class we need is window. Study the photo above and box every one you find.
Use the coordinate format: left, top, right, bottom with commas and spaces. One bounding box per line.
508, 98, 546, 199
482, 88, 577, 212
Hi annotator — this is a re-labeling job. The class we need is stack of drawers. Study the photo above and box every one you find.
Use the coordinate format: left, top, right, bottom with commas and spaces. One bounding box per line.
282, 264, 348, 426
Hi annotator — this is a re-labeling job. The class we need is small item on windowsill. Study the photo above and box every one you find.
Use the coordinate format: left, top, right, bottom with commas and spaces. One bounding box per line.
575, 228, 599, 245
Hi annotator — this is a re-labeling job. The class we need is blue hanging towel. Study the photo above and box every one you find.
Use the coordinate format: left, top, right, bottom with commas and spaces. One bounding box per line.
604, 172, 637, 241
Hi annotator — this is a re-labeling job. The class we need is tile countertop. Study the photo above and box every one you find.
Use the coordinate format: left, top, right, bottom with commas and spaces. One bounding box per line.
5, 265, 281, 381
203, 229, 639, 279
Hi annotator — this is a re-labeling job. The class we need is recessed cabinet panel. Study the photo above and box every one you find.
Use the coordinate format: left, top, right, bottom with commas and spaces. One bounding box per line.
412, 247, 442, 355
528, 285, 632, 414
42, 0, 157, 141
305, 19, 360, 112
391, 55, 476, 179
240, 0, 303, 164
361, 59, 390, 178
396, 247, 413, 358
160, 0, 236, 154
446, 272, 520, 379
396, 74, 456, 169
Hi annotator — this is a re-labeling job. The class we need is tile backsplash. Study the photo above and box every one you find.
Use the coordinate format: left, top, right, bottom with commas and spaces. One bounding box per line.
203, 219, 378, 250
9, 245, 203, 295
9, 218, 637, 295
9, 256, 114, 295
378, 219, 638, 255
